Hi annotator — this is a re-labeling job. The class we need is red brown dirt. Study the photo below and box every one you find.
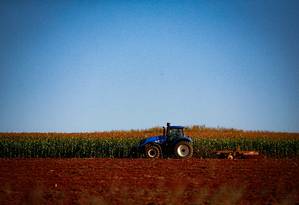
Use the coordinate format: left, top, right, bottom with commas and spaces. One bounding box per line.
0, 158, 298, 205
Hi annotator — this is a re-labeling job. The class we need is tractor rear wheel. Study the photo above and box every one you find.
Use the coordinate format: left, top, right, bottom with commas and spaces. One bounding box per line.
174, 141, 193, 158
145, 144, 161, 159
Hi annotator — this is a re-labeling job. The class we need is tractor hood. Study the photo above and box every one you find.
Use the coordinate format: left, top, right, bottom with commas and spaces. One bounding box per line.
139, 135, 167, 147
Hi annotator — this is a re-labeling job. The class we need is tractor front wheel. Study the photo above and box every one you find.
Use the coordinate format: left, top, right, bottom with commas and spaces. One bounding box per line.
174, 141, 193, 158
227, 153, 234, 160
145, 144, 161, 159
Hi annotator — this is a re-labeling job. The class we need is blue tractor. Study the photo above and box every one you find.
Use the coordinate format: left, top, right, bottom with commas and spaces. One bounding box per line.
138, 123, 193, 158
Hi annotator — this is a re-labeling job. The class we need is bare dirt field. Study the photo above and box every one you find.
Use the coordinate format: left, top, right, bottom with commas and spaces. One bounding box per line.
0, 158, 298, 205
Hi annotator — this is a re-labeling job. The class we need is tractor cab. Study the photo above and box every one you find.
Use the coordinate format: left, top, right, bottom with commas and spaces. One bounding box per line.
163, 123, 185, 143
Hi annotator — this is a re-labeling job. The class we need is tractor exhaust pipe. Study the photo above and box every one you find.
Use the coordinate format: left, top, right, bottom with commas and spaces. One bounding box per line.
166, 122, 170, 136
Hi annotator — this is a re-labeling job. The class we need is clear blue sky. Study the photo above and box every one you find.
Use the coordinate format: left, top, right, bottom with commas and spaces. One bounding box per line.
0, 0, 298, 132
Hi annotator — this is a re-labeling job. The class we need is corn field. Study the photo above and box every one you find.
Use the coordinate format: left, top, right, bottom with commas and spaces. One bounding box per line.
0, 127, 298, 158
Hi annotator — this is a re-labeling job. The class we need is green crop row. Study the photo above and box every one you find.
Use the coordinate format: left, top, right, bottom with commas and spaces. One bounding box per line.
0, 136, 298, 158
192, 138, 299, 158
0, 137, 141, 158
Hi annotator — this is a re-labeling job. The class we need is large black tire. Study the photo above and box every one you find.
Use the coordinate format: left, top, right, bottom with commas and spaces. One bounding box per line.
174, 141, 193, 158
145, 144, 161, 159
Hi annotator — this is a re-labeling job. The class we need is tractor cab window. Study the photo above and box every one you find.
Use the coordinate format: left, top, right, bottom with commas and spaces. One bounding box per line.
167, 128, 183, 141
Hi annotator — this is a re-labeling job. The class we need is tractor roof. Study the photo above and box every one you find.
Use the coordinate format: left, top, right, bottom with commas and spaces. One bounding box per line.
169, 125, 184, 129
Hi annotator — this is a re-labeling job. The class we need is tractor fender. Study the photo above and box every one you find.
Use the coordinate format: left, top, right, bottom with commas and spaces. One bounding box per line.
171, 137, 192, 147
144, 142, 162, 150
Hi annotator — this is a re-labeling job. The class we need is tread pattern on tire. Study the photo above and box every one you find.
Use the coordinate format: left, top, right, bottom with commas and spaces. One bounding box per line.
145, 144, 161, 159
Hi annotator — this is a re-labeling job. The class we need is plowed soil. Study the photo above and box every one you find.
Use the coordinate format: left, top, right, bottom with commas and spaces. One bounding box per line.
0, 159, 298, 205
